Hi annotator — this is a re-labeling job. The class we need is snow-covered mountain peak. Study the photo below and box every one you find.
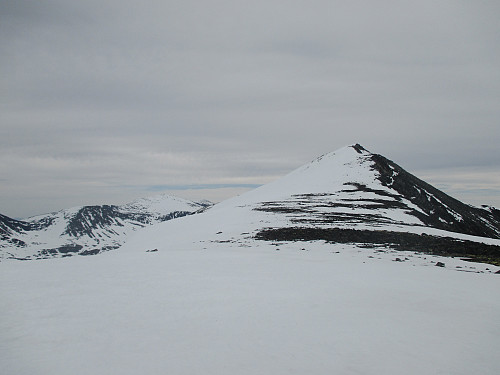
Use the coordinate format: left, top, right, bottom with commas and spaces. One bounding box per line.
217, 143, 500, 239
213, 144, 380, 209
292, 144, 371, 176
308, 143, 370, 165
121, 194, 209, 216
137, 144, 500, 264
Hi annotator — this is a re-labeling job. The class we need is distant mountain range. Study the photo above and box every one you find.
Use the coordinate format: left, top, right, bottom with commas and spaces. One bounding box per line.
0, 195, 211, 260
2, 144, 500, 264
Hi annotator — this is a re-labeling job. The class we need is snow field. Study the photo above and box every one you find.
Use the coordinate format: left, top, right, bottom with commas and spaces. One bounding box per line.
1, 242, 499, 375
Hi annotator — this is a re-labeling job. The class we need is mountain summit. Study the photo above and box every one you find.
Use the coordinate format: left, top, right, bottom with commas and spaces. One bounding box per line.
244, 143, 500, 239
123, 144, 500, 266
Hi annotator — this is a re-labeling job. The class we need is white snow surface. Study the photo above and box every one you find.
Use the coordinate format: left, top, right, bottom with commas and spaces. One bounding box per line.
120, 194, 203, 216
1, 145, 500, 374
217, 145, 377, 205
1, 241, 499, 375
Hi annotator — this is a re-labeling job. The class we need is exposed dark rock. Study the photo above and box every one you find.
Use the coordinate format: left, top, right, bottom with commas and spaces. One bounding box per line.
352, 144, 368, 154
158, 211, 193, 222
255, 227, 500, 266
80, 249, 101, 256
435, 262, 446, 267
57, 244, 83, 253
64, 205, 136, 238
0, 214, 34, 235
370, 152, 500, 239
33, 205, 197, 242
1, 236, 27, 247
255, 187, 415, 227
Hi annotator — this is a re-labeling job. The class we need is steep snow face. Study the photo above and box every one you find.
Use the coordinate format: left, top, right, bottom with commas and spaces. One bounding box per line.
212, 145, 420, 229
211, 144, 500, 238
0, 195, 209, 260
216, 145, 378, 206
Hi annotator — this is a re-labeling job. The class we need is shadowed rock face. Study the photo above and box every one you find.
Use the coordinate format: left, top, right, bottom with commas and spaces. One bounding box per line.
1, 198, 211, 260
256, 227, 500, 266
369, 152, 500, 239
0, 214, 31, 235
62, 205, 195, 238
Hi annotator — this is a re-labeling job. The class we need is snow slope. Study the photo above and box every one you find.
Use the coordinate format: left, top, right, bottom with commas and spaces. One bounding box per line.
122, 144, 500, 258
1, 239, 499, 375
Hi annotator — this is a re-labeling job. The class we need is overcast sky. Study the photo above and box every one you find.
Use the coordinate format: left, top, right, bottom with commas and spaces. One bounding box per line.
1, 0, 499, 218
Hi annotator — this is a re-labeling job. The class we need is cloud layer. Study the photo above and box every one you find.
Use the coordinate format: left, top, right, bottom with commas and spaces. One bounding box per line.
1, 1, 499, 217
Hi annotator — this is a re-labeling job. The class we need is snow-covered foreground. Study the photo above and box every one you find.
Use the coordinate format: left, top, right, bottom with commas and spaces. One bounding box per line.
1, 242, 499, 375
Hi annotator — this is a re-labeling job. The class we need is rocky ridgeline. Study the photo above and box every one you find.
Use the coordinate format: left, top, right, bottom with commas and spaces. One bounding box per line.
0, 196, 211, 260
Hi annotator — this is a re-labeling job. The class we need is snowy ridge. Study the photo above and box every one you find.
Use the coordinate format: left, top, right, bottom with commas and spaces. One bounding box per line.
0, 194, 210, 260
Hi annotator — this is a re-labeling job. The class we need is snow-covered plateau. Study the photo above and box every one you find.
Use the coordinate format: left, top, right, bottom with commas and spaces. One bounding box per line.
1, 144, 499, 374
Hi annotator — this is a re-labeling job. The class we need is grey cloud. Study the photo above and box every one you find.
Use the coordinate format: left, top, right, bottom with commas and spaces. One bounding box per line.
1, 0, 499, 217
